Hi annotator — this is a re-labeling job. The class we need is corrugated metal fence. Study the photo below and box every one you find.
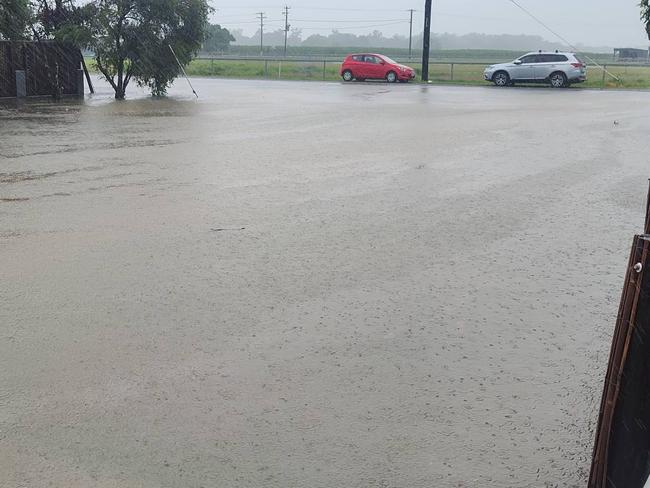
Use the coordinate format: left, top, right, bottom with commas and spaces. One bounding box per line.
0, 41, 83, 98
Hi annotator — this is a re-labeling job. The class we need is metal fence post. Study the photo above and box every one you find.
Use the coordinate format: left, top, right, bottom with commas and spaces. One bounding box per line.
211, 58, 214, 75
323, 60, 326, 80
602, 65, 607, 89
15, 70, 26, 98
264, 59, 269, 78
450, 63, 454, 81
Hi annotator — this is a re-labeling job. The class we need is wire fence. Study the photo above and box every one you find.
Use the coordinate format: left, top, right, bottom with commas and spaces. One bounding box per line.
188, 55, 650, 89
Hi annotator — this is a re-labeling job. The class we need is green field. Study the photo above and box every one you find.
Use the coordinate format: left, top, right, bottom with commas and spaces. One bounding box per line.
85, 54, 650, 90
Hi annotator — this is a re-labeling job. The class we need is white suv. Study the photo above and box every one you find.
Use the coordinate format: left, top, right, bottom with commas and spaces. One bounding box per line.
484, 51, 587, 88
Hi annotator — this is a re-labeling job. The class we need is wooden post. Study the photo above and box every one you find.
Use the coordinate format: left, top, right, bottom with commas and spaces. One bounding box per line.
421, 0, 432, 81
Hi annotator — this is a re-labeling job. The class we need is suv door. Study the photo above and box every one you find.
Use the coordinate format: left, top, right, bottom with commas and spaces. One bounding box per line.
510, 54, 537, 81
535, 54, 567, 81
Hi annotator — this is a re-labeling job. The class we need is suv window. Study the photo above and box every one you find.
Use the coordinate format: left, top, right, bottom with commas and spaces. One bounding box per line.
519, 55, 538, 64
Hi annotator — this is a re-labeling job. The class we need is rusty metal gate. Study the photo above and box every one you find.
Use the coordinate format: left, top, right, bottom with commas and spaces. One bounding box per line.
590, 183, 650, 487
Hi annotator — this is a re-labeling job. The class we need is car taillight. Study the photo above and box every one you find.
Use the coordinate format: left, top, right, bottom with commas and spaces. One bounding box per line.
571, 63, 583, 68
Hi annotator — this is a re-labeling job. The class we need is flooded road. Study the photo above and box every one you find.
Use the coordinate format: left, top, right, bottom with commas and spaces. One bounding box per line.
2, 78, 650, 487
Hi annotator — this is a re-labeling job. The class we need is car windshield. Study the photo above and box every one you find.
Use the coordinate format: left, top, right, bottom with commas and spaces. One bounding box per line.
381, 55, 397, 64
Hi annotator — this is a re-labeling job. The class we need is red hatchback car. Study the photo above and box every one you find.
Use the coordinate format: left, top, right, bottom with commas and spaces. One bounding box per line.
340, 53, 416, 83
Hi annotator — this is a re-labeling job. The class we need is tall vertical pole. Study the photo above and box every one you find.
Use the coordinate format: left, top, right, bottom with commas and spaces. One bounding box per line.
283, 6, 288, 57
258, 12, 266, 56
422, 0, 432, 81
408, 9, 415, 59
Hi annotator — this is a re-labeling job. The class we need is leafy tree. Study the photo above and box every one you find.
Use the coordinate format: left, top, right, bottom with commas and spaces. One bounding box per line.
88, 0, 209, 99
0, 0, 31, 40
203, 24, 235, 52
643, 0, 650, 40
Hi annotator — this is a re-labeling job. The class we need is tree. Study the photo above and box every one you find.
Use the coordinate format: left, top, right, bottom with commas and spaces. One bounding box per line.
0, 0, 31, 40
88, 0, 209, 99
203, 24, 234, 52
643, 0, 650, 40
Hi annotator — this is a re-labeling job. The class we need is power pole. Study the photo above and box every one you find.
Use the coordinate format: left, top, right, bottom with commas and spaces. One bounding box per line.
408, 9, 415, 59
257, 12, 266, 56
283, 6, 291, 57
422, 0, 432, 81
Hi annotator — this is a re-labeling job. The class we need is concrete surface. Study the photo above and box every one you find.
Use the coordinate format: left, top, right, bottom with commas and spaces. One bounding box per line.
1, 78, 650, 487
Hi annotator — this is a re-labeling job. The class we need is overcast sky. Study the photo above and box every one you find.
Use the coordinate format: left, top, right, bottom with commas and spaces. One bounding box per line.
212, 0, 649, 48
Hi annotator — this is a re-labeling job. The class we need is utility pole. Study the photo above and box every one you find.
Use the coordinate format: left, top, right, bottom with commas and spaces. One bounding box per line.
408, 9, 415, 59
257, 12, 266, 56
422, 0, 432, 81
283, 6, 291, 57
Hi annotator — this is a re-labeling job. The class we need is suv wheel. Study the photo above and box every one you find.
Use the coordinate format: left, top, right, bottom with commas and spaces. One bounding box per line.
493, 71, 510, 87
549, 72, 568, 88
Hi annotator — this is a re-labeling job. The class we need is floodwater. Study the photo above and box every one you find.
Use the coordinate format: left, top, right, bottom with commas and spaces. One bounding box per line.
2, 78, 650, 487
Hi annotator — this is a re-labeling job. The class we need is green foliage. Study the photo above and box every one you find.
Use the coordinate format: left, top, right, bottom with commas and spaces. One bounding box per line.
642, 0, 650, 40
203, 24, 235, 53
0, 0, 31, 40
87, 0, 209, 99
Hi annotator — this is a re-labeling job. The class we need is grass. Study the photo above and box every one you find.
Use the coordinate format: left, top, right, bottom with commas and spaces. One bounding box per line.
85, 57, 650, 90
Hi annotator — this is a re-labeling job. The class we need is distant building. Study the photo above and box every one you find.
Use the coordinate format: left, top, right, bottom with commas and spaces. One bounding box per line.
613, 48, 650, 62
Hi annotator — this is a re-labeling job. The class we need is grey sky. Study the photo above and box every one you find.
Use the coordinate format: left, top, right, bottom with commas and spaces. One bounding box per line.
212, 0, 649, 47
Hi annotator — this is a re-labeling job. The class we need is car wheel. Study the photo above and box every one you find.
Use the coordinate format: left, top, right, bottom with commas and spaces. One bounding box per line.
386, 71, 397, 83
342, 70, 354, 82
493, 71, 510, 87
549, 72, 568, 88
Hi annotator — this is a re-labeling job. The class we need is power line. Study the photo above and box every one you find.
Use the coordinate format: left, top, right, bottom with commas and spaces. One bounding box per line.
291, 18, 407, 23
298, 21, 408, 31
215, 6, 408, 12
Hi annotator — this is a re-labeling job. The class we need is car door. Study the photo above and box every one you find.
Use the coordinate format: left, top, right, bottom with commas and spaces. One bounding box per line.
534, 54, 561, 81
509, 54, 537, 81
349, 55, 364, 77
363, 55, 383, 79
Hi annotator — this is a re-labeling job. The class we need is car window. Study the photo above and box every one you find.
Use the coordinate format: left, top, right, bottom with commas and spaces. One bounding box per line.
351, 55, 363, 62
363, 55, 379, 64
542, 54, 568, 62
